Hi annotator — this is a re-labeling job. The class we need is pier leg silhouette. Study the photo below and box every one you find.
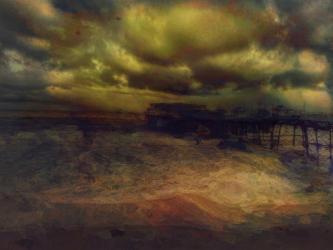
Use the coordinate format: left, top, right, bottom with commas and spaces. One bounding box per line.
270, 124, 275, 150
302, 125, 310, 157
276, 124, 282, 151
328, 128, 332, 161
293, 125, 297, 146
315, 128, 320, 165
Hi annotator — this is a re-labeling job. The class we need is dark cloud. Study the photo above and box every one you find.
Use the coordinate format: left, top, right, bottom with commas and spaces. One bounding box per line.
0, 0, 56, 61
273, 0, 333, 92
0, 0, 61, 110
271, 71, 326, 89
128, 67, 194, 95
0, 27, 49, 61
0, 0, 35, 36
280, 1, 332, 46
53, 0, 117, 14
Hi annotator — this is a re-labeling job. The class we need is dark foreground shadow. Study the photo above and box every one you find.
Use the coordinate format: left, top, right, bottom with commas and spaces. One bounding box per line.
2, 225, 333, 250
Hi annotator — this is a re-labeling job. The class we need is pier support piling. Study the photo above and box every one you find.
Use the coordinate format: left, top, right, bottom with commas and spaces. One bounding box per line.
270, 124, 275, 150
302, 125, 310, 157
293, 125, 297, 146
328, 127, 332, 160
276, 124, 282, 150
315, 128, 320, 165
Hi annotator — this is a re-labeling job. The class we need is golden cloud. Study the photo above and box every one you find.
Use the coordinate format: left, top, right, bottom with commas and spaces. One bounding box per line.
119, 3, 277, 63
196, 44, 296, 85
47, 85, 180, 113
39, 1, 331, 112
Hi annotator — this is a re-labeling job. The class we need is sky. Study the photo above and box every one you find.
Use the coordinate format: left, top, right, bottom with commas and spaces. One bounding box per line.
0, 0, 332, 113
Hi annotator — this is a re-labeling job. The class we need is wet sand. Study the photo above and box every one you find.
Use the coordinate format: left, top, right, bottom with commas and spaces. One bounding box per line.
1, 126, 333, 249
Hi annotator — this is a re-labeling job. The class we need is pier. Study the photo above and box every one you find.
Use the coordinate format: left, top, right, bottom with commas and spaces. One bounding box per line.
145, 103, 333, 163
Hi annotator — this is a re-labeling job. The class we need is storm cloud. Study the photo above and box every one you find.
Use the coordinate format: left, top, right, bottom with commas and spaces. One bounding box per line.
0, 0, 332, 112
